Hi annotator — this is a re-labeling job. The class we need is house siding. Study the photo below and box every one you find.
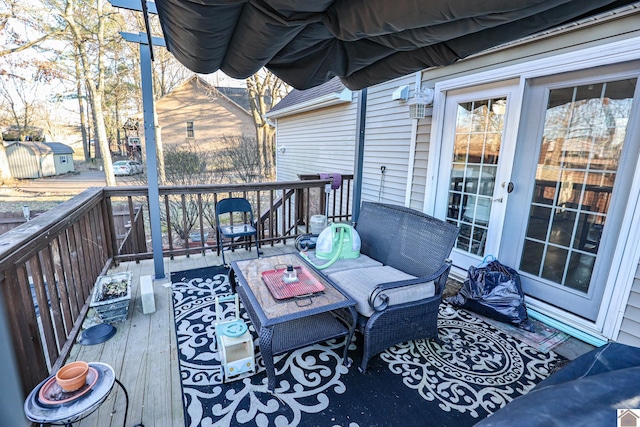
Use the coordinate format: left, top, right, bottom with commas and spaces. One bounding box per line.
618, 266, 640, 347
415, 11, 640, 342
154, 78, 254, 151
275, 101, 357, 182
274, 74, 422, 208
360, 75, 415, 206
409, 113, 433, 211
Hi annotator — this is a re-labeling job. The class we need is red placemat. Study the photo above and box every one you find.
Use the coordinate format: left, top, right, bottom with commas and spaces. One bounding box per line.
261, 266, 325, 300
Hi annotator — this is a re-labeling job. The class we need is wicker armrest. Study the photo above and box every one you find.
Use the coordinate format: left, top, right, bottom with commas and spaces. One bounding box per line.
368, 261, 451, 312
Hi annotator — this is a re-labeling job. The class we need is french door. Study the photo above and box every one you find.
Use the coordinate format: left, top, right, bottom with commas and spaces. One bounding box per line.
434, 81, 521, 270
500, 63, 639, 320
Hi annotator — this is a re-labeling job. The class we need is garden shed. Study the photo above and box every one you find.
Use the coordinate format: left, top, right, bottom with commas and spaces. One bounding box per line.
5, 141, 74, 179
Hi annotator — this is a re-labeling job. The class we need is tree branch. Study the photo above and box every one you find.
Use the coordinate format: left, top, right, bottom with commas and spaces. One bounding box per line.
0, 29, 66, 57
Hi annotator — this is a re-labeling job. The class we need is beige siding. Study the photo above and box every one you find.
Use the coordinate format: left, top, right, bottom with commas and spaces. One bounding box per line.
6, 144, 39, 179
361, 75, 415, 206
41, 155, 56, 177
55, 154, 75, 174
154, 78, 254, 152
275, 100, 357, 181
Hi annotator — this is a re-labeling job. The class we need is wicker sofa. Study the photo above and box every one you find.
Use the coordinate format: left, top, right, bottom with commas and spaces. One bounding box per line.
306, 202, 459, 372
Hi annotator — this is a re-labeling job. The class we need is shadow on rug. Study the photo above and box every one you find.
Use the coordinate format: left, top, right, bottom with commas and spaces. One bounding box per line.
171, 266, 566, 427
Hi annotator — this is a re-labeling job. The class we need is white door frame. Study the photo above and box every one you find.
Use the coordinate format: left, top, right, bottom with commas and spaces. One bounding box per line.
432, 80, 522, 270
424, 36, 640, 339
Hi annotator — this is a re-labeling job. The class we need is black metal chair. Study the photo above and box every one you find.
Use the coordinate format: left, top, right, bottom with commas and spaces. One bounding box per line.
215, 197, 260, 265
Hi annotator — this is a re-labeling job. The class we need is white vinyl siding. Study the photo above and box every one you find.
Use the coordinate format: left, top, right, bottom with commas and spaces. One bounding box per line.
409, 114, 433, 211
275, 101, 357, 182
617, 266, 640, 347
361, 75, 415, 206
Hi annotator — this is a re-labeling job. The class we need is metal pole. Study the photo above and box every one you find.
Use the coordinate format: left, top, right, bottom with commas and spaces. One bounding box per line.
351, 88, 367, 224
139, 40, 165, 279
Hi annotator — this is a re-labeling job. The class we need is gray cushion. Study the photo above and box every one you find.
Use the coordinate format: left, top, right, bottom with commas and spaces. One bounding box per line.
328, 266, 435, 317
303, 252, 383, 275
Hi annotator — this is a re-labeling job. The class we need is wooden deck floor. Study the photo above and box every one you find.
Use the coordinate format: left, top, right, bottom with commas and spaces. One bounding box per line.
66, 242, 592, 426
69, 244, 293, 427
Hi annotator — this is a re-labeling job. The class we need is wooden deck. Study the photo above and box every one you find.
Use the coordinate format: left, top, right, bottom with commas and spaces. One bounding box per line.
66, 242, 593, 427
69, 244, 293, 427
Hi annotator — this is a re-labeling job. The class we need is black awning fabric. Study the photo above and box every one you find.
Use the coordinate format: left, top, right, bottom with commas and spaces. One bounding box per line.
154, 0, 636, 90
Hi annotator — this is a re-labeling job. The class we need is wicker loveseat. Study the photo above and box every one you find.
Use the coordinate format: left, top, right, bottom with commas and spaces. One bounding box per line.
306, 202, 459, 372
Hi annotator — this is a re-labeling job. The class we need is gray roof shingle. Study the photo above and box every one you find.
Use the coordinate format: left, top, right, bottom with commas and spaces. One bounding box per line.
268, 77, 346, 113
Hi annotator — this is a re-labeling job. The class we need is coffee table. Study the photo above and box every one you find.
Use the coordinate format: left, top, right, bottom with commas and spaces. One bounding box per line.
230, 253, 357, 392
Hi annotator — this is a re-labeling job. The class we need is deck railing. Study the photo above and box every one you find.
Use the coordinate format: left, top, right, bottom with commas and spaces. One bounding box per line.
0, 188, 114, 397
108, 176, 354, 262
0, 177, 353, 397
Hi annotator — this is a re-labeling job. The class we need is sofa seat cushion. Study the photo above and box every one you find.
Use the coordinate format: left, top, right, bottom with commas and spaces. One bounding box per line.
328, 266, 435, 317
304, 252, 383, 274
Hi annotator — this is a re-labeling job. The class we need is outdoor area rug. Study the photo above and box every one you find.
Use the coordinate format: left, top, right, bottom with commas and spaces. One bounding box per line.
171, 266, 567, 427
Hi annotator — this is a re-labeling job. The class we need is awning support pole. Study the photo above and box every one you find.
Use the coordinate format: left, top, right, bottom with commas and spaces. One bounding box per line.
352, 88, 367, 224
112, 0, 166, 280
138, 38, 165, 280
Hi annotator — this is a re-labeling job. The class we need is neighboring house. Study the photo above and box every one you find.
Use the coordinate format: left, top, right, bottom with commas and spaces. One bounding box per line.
154, 75, 254, 151
4, 141, 74, 179
266, 6, 640, 347
267, 78, 357, 182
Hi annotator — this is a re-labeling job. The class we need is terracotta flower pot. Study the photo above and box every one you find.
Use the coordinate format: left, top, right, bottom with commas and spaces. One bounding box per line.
56, 361, 89, 392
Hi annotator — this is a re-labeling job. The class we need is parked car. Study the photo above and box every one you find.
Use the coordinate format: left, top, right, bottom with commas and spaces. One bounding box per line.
113, 160, 143, 176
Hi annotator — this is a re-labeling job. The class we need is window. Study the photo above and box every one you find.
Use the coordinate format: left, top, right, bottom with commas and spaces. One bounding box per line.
186, 121, 194, 138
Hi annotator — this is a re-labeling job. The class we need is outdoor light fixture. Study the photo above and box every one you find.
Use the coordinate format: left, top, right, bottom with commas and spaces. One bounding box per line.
22, 205, 30, 221
278, 145, 286, 154
408, 88, 435, 119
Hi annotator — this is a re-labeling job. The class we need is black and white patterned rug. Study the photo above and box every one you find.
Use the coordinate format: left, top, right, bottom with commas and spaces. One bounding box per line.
171, 266, 566, 427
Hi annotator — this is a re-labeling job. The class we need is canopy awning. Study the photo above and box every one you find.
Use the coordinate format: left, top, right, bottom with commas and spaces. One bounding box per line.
154, 0, 636, 90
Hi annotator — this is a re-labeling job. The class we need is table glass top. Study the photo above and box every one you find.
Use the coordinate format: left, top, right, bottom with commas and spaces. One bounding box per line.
233, 253, 352, 321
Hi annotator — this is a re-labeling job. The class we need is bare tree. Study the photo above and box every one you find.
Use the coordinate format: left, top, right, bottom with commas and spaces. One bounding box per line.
62, 0, 121, 185
0, 0, 67, 57
150, 143, 222, 239
0, 58, 62, 140
246, 69, 290, 178
218, 134, 263, 183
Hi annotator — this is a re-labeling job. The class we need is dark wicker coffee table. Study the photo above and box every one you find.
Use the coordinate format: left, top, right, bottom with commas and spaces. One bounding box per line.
231, 253, 357, 392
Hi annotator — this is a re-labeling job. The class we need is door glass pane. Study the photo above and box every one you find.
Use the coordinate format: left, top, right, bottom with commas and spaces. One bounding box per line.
447, 97, 506, 256
520, 78, 637, 293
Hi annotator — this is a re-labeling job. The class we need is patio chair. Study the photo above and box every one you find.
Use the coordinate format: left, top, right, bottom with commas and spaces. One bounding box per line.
215, 197, 261, 265
323, 202, 459, 372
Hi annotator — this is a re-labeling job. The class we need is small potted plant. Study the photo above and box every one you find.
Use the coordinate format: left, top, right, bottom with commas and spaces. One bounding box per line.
90, 272, 132, 323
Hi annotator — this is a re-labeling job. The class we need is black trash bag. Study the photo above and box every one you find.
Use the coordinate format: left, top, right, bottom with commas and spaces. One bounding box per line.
447, 259, 534, 331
